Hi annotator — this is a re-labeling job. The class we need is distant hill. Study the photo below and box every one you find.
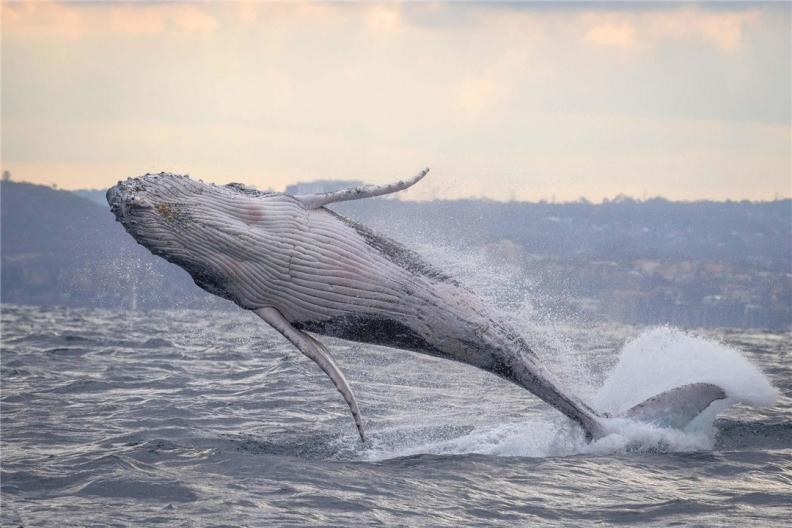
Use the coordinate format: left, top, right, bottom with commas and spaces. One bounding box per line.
333, 195, 791, 266
330, 195, 791, 328
73, 189, 107, 206
2, 180, 790, 328
1, 181, 226, 310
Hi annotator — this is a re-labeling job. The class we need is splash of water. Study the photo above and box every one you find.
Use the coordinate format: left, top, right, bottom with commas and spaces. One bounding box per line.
358, 327, 778, 461
317, 236, 779, 459
594, 327, 778, 412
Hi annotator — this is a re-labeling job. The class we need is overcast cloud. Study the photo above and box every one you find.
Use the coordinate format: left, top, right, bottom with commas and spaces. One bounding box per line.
2, 2, 789, 201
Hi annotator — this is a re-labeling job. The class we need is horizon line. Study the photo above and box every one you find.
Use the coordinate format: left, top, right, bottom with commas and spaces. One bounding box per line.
3, 178, 790, 206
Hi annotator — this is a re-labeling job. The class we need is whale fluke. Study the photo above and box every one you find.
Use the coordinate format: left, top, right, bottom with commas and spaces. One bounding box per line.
618, 382, 727, 430
255, 307, 367, 442
295, 167, 429, 209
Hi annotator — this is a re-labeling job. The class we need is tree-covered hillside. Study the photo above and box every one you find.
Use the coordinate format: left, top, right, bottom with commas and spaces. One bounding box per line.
2, 180, 789, 328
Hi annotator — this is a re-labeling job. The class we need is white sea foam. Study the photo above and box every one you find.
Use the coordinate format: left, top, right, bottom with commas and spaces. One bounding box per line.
363, 327, 778, 460
594, 327, 778, 413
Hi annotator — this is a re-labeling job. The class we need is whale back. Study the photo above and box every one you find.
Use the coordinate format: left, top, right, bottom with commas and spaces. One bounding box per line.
323, 208, 457, 285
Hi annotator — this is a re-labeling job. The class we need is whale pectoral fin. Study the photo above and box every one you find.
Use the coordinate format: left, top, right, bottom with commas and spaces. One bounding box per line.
254, 307, 367, 442
620, 383, 727, 430
295, 167, 429, 209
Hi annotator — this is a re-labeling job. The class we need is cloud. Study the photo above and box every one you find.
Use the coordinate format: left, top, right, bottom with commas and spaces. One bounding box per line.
578, 7, 761, 53
2, 1, 86, 39
2, 2, 217, 38
2, 2, 760, 53
455, 77, 499, 117
364, 5, 402, 33
583, 21, 637, 49
645, 8, 760, 53
2, 2, 786, 201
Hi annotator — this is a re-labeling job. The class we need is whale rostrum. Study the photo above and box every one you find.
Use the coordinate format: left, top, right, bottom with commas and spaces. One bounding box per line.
107, 169, 727, 442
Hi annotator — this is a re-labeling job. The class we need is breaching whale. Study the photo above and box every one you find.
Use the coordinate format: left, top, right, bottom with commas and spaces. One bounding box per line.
107, 170, 726, 442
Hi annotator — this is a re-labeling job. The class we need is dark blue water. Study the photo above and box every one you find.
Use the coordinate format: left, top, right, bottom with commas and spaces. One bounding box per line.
2, 304, 789, 527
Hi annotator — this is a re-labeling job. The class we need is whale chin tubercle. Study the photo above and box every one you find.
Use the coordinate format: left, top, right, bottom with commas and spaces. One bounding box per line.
106, 185, 123, 216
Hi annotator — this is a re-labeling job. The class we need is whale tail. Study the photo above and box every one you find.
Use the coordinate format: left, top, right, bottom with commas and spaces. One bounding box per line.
586, 382, 727, 440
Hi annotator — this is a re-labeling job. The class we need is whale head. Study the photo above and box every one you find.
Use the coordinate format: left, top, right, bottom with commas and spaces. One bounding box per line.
106, 172, 285, 304
107, 173, 208, 259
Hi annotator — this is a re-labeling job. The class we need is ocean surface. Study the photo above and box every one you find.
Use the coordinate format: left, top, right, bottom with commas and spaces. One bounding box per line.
1, 304, 789, 527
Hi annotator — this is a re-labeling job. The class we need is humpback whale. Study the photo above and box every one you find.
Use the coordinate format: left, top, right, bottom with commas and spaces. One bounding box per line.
107, 169, 726, 442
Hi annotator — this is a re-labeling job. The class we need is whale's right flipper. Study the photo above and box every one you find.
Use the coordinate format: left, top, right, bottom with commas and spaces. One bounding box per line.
619, 382, 727, 430
254, 307, 367, 442
295, 167, 429, 209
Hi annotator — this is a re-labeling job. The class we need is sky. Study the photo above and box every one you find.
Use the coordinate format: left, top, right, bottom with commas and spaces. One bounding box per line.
2, 1, 790, 202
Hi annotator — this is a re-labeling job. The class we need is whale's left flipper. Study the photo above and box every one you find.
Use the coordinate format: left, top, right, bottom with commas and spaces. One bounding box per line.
619, 382, 727, 430
254, 307, 367, 442
295, 167, 429, 209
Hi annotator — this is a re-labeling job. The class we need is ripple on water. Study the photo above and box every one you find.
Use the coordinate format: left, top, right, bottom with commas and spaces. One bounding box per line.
77, 478, 198, 502
1, 304, 790, 527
